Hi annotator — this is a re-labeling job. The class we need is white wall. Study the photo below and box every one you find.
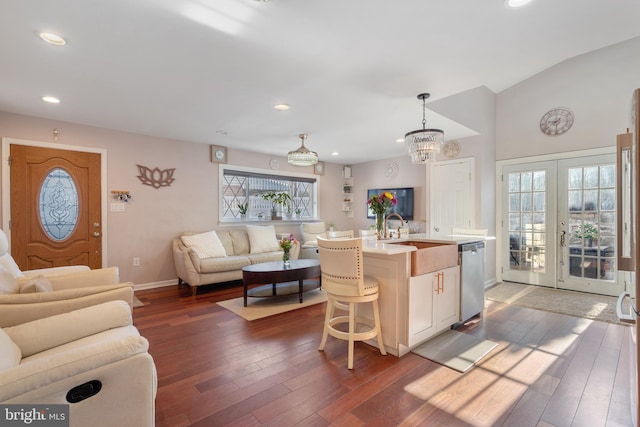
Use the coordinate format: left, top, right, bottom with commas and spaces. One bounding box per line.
497, 36, 640, 159
349, 155, 427, 234
0, 112, 346, 286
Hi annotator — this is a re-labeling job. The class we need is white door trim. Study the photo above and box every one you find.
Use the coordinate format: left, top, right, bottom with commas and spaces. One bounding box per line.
1, 137, 108, 266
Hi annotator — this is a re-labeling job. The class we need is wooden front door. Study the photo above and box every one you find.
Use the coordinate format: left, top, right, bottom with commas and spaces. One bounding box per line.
10, 145, 102, 270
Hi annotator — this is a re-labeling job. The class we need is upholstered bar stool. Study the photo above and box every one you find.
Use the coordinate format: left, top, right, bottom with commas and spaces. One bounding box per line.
316, 236, 386, 369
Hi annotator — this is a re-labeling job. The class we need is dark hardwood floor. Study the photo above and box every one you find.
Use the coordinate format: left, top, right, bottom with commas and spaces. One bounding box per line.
133, 283, 634, 427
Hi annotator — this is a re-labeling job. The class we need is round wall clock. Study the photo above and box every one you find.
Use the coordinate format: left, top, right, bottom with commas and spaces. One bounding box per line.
444, 140, 460, 158
539, 107, 574, 136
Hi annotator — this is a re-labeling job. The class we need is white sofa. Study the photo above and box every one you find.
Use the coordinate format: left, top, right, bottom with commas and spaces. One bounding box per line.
173, 225, 300, 295
0, 300, 157, 427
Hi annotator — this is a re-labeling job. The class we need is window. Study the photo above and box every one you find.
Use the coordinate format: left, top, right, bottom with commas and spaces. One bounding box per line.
220, 167, 317, 221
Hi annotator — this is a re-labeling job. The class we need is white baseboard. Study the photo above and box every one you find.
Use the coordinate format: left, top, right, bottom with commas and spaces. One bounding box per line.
484, 278, 498, 289
133, 279, 178, 291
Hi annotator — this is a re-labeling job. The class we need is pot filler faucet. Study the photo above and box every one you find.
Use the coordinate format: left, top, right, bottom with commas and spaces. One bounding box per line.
384, 213, 405, 239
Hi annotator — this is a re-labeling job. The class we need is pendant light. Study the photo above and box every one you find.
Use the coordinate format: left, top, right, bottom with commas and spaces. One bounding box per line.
287, 134, 318, 166
405, 93, 444, 163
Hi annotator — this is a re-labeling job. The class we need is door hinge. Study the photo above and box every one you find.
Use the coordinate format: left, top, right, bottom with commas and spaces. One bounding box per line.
7, 156, 11, 167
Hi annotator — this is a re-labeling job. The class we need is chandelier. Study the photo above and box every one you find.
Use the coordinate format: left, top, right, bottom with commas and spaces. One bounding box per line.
404, 93, 444, 164
287, 133, 318, 166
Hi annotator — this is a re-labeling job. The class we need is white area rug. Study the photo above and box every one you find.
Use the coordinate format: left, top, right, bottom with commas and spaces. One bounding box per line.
217, 289, 327, 321
411, 330, 497, 373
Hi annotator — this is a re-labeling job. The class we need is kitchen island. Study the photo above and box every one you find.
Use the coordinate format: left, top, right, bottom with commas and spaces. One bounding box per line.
360, 234, 488, 357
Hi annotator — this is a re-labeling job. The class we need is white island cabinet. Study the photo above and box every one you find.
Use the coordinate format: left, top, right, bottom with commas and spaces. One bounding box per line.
360, 237, 460, 357
407, 265, 460, 347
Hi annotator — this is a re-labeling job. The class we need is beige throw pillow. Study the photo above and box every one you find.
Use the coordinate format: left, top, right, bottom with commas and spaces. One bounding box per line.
19, 275, 53, 293
246, 225, 279, 254
181, 231, 227, 258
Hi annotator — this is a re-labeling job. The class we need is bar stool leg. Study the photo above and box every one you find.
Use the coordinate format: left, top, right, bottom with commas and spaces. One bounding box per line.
373, 299, 386, 356
348, 301, 356, 369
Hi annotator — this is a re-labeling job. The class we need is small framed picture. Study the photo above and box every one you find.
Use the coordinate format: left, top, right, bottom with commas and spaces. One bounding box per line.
210, 145, 227, 163
314, 161, 325, 175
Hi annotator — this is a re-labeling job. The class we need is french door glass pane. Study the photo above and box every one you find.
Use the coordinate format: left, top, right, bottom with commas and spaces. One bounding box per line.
508, 170, 546, 273
567, 165, 616, 280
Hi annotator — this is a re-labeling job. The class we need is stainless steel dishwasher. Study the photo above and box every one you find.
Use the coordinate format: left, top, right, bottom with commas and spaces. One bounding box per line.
459, 241, 485, 322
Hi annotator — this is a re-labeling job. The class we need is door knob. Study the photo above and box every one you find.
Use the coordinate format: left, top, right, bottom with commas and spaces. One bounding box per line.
434, 227, 440, 232
93, 222, 100, 228
93, 232, 101, 237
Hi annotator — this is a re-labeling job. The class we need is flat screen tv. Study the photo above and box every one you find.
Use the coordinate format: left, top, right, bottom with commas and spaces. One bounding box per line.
367, 187, 414, 220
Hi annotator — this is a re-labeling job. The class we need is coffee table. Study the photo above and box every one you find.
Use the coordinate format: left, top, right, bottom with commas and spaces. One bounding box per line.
242, 259, 321, 307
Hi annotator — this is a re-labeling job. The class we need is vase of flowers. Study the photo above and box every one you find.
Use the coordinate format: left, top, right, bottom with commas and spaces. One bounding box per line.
279, 234, 297, 266
367, 192, 397, 239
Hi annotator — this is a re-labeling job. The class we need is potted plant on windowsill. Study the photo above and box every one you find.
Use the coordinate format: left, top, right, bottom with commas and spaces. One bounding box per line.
238, 202, 248, 219
262, 192, 291, 220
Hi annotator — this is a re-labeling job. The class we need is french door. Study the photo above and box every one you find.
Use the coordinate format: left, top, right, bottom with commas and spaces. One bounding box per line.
502, 161, 557, 287
502, 154, 623, 296
557, 155, 622, 296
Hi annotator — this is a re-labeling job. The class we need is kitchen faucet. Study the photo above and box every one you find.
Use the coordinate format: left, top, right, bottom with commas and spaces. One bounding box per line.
384, 213, 405, 239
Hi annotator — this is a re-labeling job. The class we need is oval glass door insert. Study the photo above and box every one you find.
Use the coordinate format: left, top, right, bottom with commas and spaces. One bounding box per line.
39, 167, 79, 241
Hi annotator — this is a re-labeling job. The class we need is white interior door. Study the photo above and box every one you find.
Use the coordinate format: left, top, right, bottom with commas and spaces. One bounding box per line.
430, 158, 473, 239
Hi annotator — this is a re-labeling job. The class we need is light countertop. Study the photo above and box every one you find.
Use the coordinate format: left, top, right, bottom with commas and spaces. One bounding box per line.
360, 233, 495, 255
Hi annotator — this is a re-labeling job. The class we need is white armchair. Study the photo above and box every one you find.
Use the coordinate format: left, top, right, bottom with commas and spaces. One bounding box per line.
0, 267, 134, 327
0, 230, 133, 327
0, 300, 157, 427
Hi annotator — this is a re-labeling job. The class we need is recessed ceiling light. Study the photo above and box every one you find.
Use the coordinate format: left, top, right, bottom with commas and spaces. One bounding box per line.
505, 0, 533, 8
331, 152, 339, 156
39, 32, 66, 46
273, 104, 290, 111
396, 138, 405, 143
42, 96, 60, 104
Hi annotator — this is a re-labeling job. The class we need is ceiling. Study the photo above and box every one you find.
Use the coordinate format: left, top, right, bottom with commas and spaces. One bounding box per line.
2, 0, 640, 164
